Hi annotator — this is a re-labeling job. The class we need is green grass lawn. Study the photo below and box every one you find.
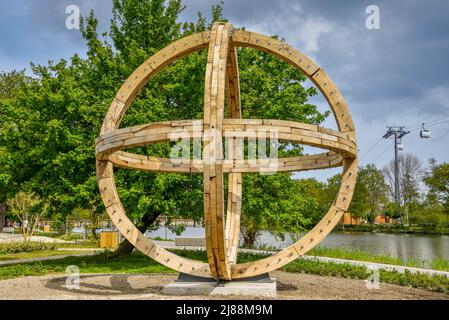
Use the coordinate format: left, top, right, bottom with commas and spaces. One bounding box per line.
0, 240, 122, 262
309, 247, 407, 265
308, 247, 449, 272
0, 240, 100, 261
0, 251, 175, 280
1, 249, 449, 294
252, 245, 449, 272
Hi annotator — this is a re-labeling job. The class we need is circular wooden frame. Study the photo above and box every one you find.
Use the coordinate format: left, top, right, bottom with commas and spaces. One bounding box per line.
96, 22, 358, 280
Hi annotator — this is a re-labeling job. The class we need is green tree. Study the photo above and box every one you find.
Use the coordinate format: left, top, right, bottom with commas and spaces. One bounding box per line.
0, 70, 31, 100
408, 201, 449, 229
350, 164, 388, 222
0, 0, 210, 256
6, 192, 45, 241
1, 70, 33, 231
348, 171, 370, 220
383, 153, 424, 225
1, 0, 328, 255
1, 58, 105, 218
321, 173, 342, 209
424, 159, 449, 213
241, 174, 318, 248
294, 178, 327, 227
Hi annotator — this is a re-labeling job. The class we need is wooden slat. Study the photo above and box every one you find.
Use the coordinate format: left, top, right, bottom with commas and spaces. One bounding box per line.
105, 150, 344, 174
203, 22, 233, 280
96, 117, 355, 174
224, 39, 242, 266
232, 30, 319, 77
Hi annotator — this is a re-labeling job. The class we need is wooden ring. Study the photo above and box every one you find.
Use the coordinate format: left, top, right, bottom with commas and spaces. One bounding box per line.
96, 22, 358, 280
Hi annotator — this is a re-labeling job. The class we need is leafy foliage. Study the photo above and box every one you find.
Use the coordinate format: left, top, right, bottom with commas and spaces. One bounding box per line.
241, 174, 319, 247
0, 70, 32, 100
6, 192, 46, 241
349, 164, 389, 221
425, 159, 449, 213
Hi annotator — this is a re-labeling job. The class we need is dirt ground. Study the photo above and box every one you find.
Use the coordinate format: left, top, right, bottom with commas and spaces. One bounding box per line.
0, 271, 447, 300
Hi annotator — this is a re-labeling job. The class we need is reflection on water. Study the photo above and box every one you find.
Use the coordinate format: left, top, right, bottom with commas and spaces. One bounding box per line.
146, 226, 449, 262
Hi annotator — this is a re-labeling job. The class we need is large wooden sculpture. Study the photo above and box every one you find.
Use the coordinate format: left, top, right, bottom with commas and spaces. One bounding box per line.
96, 22, 358, 281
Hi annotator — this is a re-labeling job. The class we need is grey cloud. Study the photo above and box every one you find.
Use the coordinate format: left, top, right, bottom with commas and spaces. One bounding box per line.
29, 0, 113, 45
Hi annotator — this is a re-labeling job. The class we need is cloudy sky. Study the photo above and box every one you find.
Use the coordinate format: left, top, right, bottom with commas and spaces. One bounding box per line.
1, 0, 449, 181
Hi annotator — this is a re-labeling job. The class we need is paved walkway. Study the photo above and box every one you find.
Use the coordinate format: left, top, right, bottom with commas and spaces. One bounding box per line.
1, 240, 449, 279
0, 233, 71, 244
301, 255, 449, 278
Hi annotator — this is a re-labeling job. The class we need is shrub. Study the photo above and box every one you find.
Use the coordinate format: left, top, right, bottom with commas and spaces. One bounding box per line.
0, 242, 57, 254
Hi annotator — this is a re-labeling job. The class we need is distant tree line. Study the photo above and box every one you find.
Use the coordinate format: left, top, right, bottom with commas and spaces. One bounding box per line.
310, 155, 449, 230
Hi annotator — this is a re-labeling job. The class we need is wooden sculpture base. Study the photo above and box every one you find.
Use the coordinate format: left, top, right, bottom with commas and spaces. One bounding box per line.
162, 273, 276, 297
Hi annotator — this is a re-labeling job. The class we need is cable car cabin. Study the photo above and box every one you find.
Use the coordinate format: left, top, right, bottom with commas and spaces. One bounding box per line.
420, 129, 431, 138
397, 142, 404, 151
420, 123, 431, 139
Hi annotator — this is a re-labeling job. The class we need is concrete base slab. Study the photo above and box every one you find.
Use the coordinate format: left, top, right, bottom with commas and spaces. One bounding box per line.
162, 273, 277, 297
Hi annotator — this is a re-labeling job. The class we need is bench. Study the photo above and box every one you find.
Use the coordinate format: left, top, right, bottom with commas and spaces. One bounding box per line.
175, 237, 205, 247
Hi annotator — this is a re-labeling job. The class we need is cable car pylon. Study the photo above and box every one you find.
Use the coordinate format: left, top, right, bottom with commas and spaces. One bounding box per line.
382, 126, 410, 218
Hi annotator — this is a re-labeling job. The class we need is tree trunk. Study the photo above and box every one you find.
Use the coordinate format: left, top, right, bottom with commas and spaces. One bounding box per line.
242, 229, 259, 249
110, 212, 160, 258
0, 203, 6, 233
0, 213, 4, 233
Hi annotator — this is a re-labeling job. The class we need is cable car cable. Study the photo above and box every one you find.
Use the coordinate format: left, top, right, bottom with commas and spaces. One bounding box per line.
425, 118, 449, 128
359, 138, 383, 161
371, 141, 394, 163
405, 114, 449, 130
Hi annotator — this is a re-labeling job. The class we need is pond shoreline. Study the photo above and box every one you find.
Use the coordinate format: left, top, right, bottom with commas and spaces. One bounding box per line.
335, 224, 449, 236
147, 226, 449, 263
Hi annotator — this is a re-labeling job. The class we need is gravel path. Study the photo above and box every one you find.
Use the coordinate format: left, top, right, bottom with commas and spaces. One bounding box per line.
0, 271, 447, 300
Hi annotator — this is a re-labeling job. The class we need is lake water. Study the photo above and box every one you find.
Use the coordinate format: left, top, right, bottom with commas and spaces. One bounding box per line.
146, 226, 449, 263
